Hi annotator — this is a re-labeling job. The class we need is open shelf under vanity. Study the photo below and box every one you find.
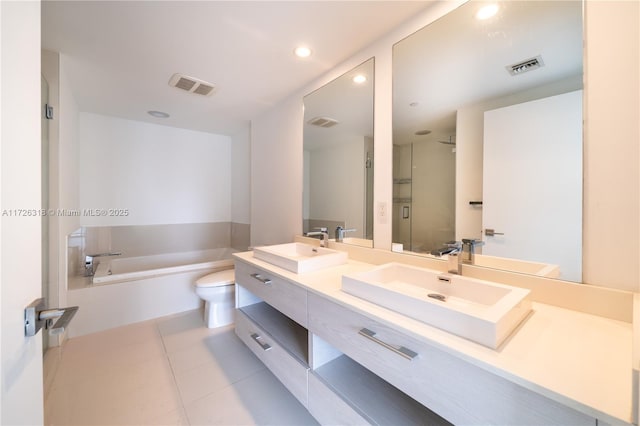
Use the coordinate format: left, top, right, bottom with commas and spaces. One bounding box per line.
310, 350, 451, 425
235, 275, 451, 425
238, 301, 308, 366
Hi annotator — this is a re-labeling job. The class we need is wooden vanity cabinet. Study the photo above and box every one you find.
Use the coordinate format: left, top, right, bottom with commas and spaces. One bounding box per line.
307, 292, 596, 426
234, 258, 599, 426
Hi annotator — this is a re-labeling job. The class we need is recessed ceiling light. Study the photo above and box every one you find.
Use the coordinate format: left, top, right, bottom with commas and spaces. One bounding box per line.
294, 46, 312, 58
147, 110, 170, 118
476, 4, 499, 20
353, 74, 367, 84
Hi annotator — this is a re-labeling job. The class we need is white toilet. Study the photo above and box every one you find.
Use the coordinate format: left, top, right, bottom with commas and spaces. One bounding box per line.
194, 268, 235, 328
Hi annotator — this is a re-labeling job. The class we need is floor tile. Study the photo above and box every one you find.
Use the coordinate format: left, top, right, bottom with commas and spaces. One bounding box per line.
49, 353, 181, 425
56, 336, 167, 387
184, 369, 318, 426
65, 318, 161, 353
173, 333, 265, 404
167, 324, 233, 373
145, 407, 190, 426
161, 324, 222, 355
45, 309, 318, 426
157, 309, 206, 337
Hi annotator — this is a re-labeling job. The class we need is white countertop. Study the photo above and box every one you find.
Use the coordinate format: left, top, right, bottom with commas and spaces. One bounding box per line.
234, 251, 634, 425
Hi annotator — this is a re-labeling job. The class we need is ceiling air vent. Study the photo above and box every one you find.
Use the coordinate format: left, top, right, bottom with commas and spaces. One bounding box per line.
506, 55, 545, 76
307, 116, 339, 128
168, 73, 216, 96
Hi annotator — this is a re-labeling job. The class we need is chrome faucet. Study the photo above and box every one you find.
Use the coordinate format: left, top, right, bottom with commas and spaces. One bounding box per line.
461, 238, 484, 265
335, 226, 356, 243
438, 240, 484, 275
441, 242, 463, 274
305, 227, 329, 247
85, 252, 122, 277
431, 241, 461, 257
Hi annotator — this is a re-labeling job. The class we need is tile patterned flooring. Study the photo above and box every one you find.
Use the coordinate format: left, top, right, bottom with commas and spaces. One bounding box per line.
44, 310, 319, 425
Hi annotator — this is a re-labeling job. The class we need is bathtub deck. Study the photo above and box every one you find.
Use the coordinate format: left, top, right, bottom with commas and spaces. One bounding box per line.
45, 309, 317, 425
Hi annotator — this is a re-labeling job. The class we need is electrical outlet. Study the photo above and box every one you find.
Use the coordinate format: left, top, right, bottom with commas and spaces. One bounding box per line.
377, 202, 388, 224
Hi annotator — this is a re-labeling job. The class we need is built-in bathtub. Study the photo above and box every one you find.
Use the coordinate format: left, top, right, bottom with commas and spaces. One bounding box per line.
67, 248, 236, 337
92, 248, 236, 285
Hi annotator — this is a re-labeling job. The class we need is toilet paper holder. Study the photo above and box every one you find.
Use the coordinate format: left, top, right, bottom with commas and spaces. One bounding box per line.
25, 298, 78, 337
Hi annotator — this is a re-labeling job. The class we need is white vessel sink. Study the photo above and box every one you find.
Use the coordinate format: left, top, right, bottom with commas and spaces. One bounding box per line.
341, 262, 531, 348
253, 242, 348, 274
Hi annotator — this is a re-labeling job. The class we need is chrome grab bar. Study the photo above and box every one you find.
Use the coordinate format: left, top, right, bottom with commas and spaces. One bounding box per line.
250, 273, 272, 285
358, 327, 418, 361
250, 333, 272, 351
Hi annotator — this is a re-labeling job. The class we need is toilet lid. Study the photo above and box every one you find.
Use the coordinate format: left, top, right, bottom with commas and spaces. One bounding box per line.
195, 269, 235, 288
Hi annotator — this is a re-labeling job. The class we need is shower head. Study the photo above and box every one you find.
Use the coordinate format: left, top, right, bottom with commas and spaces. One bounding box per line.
438, 135, 456, 145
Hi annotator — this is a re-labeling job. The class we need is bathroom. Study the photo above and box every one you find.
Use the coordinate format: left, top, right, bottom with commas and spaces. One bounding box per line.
1, 0, 638, 425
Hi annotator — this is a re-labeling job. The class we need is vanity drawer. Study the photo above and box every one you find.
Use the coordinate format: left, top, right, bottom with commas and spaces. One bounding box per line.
235, 260, 307, 326
308, 293, 596, 426
235, 309, 309, 407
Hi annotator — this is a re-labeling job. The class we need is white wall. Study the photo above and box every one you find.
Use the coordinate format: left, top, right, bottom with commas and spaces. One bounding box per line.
1, 1, 44, 424
250, 95, 304, 247
303, 150, 310, 221
78, 113, 232, 226
231, 125, 251, 225
583, 1, 639, 291
250, 1, 639, 292
307, 135, 366, 237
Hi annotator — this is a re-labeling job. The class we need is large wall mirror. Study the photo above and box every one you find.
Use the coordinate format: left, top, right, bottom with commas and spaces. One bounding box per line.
392, 1, 583, 282
303, 58, 375, 246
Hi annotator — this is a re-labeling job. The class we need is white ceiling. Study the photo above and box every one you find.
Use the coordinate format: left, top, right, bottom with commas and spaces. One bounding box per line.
42, 1, 432, 136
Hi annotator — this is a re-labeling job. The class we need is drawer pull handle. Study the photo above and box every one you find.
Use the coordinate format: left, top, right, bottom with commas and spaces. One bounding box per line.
358, 328, 418, 360
250, 273, 272, 285
250, 333, 272, 351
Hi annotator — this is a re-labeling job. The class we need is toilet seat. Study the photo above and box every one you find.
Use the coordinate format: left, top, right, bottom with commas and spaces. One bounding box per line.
195, 269, 235, 288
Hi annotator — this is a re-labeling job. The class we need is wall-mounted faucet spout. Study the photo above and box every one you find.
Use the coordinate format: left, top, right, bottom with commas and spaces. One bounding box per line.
305, 227, 329, 247
431, 241, 461, 257
85, 252, 122, 277
335, 226, 356, 243
438, 240, 483, 275
461, 239, 484, 265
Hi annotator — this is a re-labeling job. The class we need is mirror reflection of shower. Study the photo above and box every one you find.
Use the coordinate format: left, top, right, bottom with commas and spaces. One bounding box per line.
392, 133, 456, 253
364, 138, 374, 240
303, 58, 375, 243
